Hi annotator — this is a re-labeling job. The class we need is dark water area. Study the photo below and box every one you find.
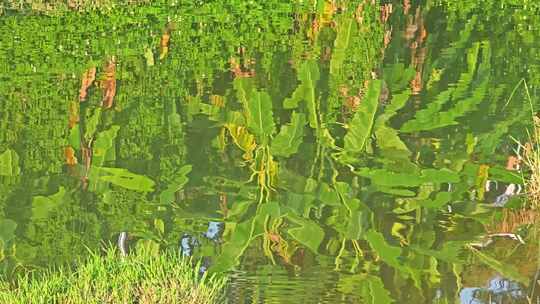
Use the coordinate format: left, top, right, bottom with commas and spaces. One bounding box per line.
1, 1, 540, 303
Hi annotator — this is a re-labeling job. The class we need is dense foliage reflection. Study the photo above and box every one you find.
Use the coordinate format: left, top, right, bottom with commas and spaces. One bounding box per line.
0, 0, 539, 303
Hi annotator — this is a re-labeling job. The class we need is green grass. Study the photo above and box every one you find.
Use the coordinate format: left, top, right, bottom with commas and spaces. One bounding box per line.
512, 80, 540, 210
0, 248, 226, 304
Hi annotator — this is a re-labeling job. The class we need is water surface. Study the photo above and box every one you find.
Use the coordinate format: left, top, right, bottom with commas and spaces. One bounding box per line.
0, 1, 539, 303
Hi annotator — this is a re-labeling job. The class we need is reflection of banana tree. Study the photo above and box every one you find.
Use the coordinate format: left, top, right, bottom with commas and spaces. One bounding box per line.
198, 50, 495, 304
280, 60, 335, 180
220, 77, 310, 203
79, 121, 193, 256
112, 165, 193, 256
206, 60, 380, 274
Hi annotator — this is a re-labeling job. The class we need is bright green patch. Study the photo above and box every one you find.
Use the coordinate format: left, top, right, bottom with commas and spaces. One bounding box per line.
0, 248, 226, 304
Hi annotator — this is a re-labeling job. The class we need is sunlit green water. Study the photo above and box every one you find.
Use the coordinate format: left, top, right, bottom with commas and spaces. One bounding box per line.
1, 1, 540, 303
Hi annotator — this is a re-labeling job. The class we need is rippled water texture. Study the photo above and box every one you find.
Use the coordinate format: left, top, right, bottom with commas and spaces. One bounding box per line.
1, 1, 540, 303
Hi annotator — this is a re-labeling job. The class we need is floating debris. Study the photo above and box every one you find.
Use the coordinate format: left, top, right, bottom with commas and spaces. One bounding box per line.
470, 233, 525, 249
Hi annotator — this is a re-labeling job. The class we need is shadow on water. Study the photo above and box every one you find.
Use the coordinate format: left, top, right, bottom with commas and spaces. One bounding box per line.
0, 0, 540, 303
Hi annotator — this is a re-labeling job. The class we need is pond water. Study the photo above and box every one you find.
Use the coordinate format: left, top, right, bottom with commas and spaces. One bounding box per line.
1, 1, 539, 303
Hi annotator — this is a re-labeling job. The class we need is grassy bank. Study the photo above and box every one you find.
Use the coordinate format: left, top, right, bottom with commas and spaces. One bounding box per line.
0, 248, 226, 304
521, 116, 540, 210
513, 82, 540, 210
